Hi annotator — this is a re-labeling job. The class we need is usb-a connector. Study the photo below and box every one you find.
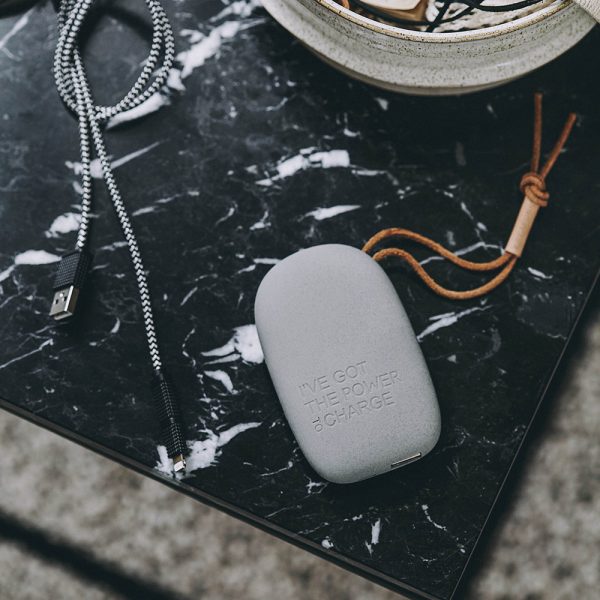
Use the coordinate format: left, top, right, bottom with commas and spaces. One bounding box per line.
50, 286, 80, 320
49, 250, 92, 321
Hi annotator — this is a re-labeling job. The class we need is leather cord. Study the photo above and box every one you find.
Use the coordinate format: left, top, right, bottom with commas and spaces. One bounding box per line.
362, 93, 577, 300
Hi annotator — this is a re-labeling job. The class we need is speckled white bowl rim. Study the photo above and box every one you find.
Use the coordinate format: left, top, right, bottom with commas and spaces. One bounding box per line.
316, 0, 571, 42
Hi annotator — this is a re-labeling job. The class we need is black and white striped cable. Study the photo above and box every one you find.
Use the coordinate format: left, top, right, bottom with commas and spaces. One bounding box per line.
50, 0, 186, 472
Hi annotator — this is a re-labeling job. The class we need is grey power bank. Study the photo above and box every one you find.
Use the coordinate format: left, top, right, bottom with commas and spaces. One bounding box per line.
254, 244, 441, 484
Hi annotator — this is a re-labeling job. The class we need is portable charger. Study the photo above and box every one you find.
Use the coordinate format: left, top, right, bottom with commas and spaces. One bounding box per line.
255, 244, 441, 484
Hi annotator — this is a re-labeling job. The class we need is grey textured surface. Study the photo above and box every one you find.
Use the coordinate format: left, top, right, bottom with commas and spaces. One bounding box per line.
0, 297, 598, 600
255, 244, 440, 484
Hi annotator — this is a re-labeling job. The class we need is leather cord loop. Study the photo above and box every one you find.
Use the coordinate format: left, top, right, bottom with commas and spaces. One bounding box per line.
362, 93, 577, 300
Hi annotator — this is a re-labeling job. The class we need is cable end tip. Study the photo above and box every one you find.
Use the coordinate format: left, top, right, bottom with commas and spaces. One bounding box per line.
172, 454, 186, 473
50, 251, 92, 321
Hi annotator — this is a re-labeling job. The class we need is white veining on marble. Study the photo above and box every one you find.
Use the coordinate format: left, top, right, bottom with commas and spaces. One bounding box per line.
256, 149, 350, 186
0, 10, 31, 58
66, 142, 161, 179
527, 267, 552, 280
421, 504, 448, 531
417, 305, 489, 341
15, 249, 61, 265
177, 0, 262, 81
249, 210, 270, 231
105, 1, 263, 128
131, 206, 157, 217
365, 518, 382, 554
215, 206, 235, 226
155, 445, 172, 475
254, 258, 280, 265
420, 241, 503, 266
1, 248, 61, 282
110, 319, 120, 334
306, 479, 327, 493
179, 22, 238, 79
105, 64, 184, 129
96, 241, 128, 253
460, 201, 475, 221
100, 142, 161, 173
130, 190, 200, 217
218, 422, 260, 445
155, 421, 261, 475
374, 97, 389, 111
202, 324, 264, 364
259, 460, 294, 477
236, 257, 280, 274
204, 369, 235, 393
45, 212, 81, 237
0, 266, 15, 284
0, 338, 53, 371
305, 205, 361, 221
107, 93, 171, 129
180, 286, 199, 306
211, 0, 261, 21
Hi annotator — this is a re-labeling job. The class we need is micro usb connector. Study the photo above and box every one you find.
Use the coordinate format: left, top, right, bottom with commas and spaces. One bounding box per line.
152, 370, 187, 473
49, 250, 92, 321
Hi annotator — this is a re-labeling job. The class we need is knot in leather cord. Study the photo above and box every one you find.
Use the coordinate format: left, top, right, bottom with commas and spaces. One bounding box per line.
519, 172, 549, 207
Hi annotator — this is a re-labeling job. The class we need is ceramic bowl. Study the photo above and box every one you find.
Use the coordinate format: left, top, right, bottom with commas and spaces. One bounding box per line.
261, 0, 596, 95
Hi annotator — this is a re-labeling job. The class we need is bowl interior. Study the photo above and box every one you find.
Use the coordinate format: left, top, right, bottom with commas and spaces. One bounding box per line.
315, 0, 570, 42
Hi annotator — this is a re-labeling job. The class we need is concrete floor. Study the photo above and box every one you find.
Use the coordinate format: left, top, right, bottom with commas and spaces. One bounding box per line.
0, 298, 598, 600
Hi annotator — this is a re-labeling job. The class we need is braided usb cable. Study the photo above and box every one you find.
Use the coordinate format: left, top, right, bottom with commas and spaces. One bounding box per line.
52, 0, 186, 472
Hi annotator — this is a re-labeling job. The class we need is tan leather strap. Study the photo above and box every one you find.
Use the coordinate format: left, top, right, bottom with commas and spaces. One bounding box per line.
362, 93, 577, 300
506, 94, 577, 256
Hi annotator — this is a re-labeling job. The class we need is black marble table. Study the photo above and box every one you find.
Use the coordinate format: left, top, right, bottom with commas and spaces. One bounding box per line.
1, 2, 599, 599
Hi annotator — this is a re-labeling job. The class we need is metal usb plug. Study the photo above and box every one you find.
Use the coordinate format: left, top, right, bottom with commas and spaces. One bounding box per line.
49, 250, 92, 321
172, 454, 187, 473
50, 286, 80, 320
